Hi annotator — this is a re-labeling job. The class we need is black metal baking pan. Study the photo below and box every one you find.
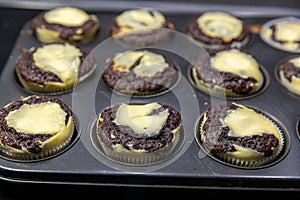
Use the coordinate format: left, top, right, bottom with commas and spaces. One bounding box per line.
0, 0, 300, 192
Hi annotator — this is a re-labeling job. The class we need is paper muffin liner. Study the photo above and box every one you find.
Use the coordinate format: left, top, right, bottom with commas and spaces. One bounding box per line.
198, 108, 285, 168
25, 84, 74, 94
113, 28, 174, 46
187, 33, 251, 50
114, 84, 173, 98
96, 123, 182, 166
0, 119, 75, 161
114, 85, 170, 97
16, 73, 74, 95
111, 72, 181, 98
25, 64, 97, 95
190, 66, 266, 100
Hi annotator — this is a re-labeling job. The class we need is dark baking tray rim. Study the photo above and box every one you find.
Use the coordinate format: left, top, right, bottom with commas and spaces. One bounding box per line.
0, 0, 299, 17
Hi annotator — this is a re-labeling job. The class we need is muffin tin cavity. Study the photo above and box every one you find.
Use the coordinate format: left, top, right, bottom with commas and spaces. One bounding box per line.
194, 104, 291, 169
13, 43, 97, 95
31, 6, 100, 44
91, 118, 185, 167
187, 32, 251, 50
186, 11, 251, 49
101, 48, 182, 98
275, 55, 300, 98
187, 63, 269, 100
260, 17, 300, 53
109, 9, 175, 46
0, 107, 81, 163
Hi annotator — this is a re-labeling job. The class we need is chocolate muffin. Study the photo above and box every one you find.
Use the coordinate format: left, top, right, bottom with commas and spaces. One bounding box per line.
187, 11, 250, 48
15, 43, 96, 93
278, 55, 300, 95
0, 95, 74, 160
96, 102, 182, 164
102, 49, 178, 96
198, 103, 284, 167
260, 17, 300, 53
31, 6, 100, 44
191, 47, 264, 98
109, 9, 175, 46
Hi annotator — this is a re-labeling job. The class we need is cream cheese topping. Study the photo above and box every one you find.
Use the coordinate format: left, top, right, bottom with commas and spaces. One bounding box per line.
262, 20, 300, 51
113, 50, 169, 77
210, 49, 262, 82
274, 21, 300, 43
115, 9, 166, 36
197, 11, 243, 42
289, 56, 300, 68
279, 57, 300, 95
113, 51, 144, 72
113, 102, 169, 136
44, 7, 90, 27
5, 102, 67, 135
279, 71, 300, 95
33, 43, 82, 86
224, 104, 280, 139
228, 145, 264, 159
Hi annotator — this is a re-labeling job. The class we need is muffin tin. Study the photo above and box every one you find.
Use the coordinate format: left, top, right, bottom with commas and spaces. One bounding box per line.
1, 2, 300, 191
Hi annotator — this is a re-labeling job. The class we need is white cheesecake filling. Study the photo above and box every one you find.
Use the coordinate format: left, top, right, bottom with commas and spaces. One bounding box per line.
113, 50, 169, 77
113, 102, 169, 136
280, 56, 300, 94
44, 7, 90, 27
223, 103, 281, 158
210, 49, 262, 82
6, 102, 66, 135
33, 43, 82, 87
197, 11, 243, 42
114, 9, 166, 36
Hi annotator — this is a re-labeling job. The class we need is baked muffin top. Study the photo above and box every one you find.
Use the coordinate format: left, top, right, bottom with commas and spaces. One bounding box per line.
192, 48, 263, 96
97, 102, 181, 153
102, 49, 178, 95
260, 17, 300, 53
110, 9, 171, 36
109, 9, 175, 46
278, 56, 300, 95
15, 43, 96, 93
187, 11, 249, 48
200, 103, 281, 159
31, 6, 99, 43
0, 95, 73, 155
